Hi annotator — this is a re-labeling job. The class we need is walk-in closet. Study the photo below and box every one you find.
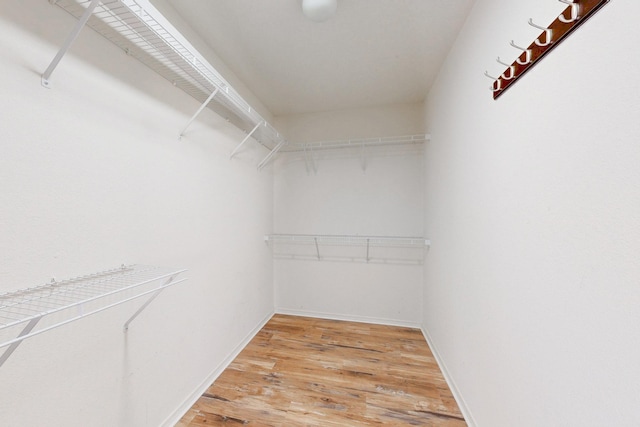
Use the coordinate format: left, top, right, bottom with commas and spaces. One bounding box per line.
1, 0, 637, 426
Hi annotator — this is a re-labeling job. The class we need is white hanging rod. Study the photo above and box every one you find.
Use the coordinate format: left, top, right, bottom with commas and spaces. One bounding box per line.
283, 134, 431, 152
49, 0, 285, 154
265, 234, 430, 247
0, 264, 187, 368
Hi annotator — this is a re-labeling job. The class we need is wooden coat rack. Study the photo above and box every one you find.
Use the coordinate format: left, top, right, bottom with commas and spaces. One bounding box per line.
487, 0, 610, 99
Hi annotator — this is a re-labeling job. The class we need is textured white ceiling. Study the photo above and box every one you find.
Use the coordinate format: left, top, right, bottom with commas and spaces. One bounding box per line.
161, 0, 475, 116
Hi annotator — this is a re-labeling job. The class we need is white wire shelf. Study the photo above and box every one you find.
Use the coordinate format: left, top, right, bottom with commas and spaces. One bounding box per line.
48, 0, 285, 154
281, 134, 429, 174
0, 264, 187, 368
265, 234, 430, 265
283, 134, 430, 152
45, 1, 431, 170
45, 2, 429, 169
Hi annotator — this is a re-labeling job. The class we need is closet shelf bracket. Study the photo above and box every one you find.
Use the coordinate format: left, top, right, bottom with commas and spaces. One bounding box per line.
179, 87, 220, 140
257, 140, 287, 171
0, 264, 187, 368
303, 143, 318, 175
230, 121, 263, 160
360, 142, 367, 172
41, 0, 100, 88
314, 237, 321, 260
122, 274, 174, 331
366, 238, 370, 263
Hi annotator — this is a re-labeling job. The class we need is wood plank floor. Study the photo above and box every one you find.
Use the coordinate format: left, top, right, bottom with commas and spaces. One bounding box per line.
176, 314, 466, 426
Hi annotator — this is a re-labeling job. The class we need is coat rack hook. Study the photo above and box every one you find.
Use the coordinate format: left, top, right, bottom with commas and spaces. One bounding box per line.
509, 40, 532, 65
490, 0, 610, 100
484, 71, 502, 92
484, 71, 500, 81
558, 0, 579, 23
528, 18, 553, 46
496, 57, 516, 80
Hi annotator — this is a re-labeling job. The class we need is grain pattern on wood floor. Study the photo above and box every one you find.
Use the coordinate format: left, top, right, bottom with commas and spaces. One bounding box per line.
176, 314, 466, 426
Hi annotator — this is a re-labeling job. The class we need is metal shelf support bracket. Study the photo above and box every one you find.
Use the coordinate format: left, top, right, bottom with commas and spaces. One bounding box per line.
0, 318, 41, 369
303, 144, 311, 174
178, 87, 220, 139
314, 237, 321, 260
257, 140, 286, 171
41, 0, 101, 88
366, 238, 370, 263
303, 143, 318, 175
230, 121, 263, 159
123, 275, 175, 332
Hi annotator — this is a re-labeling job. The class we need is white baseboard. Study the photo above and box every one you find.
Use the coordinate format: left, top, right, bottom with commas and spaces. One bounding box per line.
160, 310, 274, 427
276, 307, 421, 329
420, 326, 478, 427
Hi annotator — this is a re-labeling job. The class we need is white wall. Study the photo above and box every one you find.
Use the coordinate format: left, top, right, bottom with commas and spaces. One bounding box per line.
273, 105, 425, 326
0, 1, 273, 426
423, 0, 640, 426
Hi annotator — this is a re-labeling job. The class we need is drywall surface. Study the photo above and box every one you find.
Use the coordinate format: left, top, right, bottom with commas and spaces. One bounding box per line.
0, 1, 273, 426
423, 0, 640, 425
274, 106, 425, 326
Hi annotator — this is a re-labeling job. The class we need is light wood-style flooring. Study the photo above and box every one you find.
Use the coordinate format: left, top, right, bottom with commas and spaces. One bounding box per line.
177, 314, 466, 426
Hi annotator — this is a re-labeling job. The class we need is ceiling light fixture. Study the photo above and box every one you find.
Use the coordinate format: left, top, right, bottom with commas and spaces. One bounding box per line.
302, 0, 337, 22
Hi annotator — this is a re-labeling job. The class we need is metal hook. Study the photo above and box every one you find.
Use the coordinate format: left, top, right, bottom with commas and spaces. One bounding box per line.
509, 40, 532, 65
558, 0, 578, 23
484, 71, 502, 92
484, 71, 500, 80
496, 57, 516, 80
528, 19, 553, 47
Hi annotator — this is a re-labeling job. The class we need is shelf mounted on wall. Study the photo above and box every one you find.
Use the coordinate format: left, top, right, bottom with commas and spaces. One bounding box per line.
0, 264, 187, 368
43, 0, 287, 169
42, 0, 429, 171
289, 134, 430, 174
485, 0, 609, 99
265, 234, 431, 265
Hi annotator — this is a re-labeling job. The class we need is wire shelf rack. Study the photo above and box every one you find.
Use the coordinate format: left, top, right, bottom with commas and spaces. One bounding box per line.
283, 134, 431, 152
265, 234, 430, 265
280, 134, 429, 174
0, 264, 187, 367
50, 0, 284, 152
46, 1, 430, 169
